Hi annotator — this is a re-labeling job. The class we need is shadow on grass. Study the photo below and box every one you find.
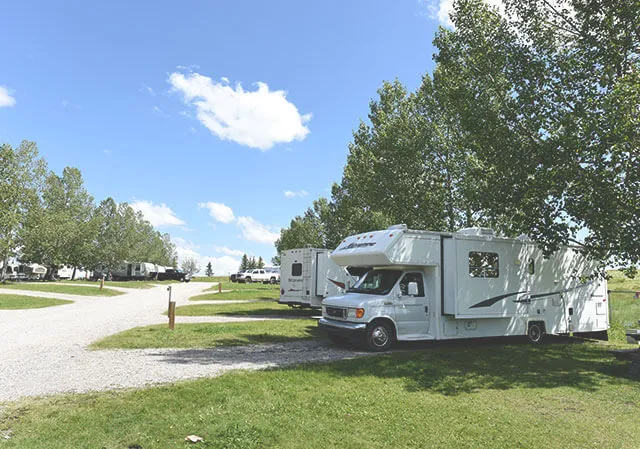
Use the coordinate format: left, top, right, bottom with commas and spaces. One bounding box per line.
150, 328, 327, 364
153, 335, 631, 395
318, 336, 632, 395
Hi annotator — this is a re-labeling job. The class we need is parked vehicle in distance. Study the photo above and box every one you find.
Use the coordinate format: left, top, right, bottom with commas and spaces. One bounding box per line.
237, 268, 279, 284
279, 248, 357, 309
319, 224, 609, 351
157, 267, 191, 282
229, 270, 248, 283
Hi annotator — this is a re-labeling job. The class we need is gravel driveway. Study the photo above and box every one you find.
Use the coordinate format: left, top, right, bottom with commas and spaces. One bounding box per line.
0, 282, 368, 401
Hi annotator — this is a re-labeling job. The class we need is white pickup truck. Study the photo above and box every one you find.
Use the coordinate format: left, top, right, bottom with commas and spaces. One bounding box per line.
237, 268, 280, 284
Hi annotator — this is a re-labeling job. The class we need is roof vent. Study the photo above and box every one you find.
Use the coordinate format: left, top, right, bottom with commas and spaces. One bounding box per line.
457, 227, 495, 237
387, 224, 407, 231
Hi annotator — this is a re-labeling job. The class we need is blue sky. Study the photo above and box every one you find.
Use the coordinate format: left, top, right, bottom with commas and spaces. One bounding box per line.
0, 0, 450, 274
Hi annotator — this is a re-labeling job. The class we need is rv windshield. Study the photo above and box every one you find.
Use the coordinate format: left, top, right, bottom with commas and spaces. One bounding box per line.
348, 269, 402, 295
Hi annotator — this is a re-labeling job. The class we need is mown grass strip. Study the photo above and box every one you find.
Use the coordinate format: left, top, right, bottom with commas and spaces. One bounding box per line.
0, 294, 73, 309
0, 283, 124, 297
90, 319, 321, 349
2, 342, 638, 449
64, 280, 157, 289
175, 301, 316, 317
191, 289, 279, 301
206, 281, 279, 292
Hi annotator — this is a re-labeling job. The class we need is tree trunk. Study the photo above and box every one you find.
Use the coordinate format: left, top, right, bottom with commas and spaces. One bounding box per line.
0, 252, 8, 283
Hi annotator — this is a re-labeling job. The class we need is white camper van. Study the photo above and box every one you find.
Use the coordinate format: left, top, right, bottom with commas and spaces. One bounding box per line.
319, 225, 609, 351
279, 248, 357, 309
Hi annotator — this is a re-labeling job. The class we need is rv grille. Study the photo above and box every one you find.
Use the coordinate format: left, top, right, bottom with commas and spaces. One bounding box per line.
325, 307, 346, 319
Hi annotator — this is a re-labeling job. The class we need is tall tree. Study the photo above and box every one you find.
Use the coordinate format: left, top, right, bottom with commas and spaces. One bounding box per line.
181, 257, 200, 275
434, 0, 640, 264
205, 261, 213, 277
240, 254, 249, 270
0, 142, 47, 280
21, 167, 95, 276
257, 256, 264, 269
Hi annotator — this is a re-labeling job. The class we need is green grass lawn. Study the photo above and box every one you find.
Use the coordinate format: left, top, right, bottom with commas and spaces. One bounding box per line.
190, 276, 224, 282
2, 341, 638, 449
62, 280, 157, 289
0, 283, 124, 297
211, 280, 279, 291
175, 300, 317, 317
191, 288, 280, 301
607, 271, 640, 343
0, 294, 73, 309
90, 319, 320, 349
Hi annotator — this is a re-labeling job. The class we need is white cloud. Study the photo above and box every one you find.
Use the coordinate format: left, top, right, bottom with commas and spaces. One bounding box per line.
130, 200, 186, 227
214, 246, 245, 257
426, 0, 504, 27
284, 190, 308, 198
237, 216, 280, 245
198, 202, 235, 224
173, 238, 240, 275
0, 86, 16, 108
169, 71, 312, 150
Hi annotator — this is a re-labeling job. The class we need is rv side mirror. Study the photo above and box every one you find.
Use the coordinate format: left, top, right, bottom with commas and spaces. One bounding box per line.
408, 282, 419, 296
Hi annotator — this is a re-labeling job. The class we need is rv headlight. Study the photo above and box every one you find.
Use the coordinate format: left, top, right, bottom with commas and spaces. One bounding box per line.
347, 308, 365, 319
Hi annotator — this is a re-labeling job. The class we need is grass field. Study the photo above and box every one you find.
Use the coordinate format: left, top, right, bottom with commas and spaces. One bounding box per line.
175, 301, 317, 317
191, 288, 280, 301
2, 340, 638, 449
0, 283, 124, 297
0, 294, 73, 309
207, 280, 279, 291
90, 319, 320, 349
607, 271, 640, 343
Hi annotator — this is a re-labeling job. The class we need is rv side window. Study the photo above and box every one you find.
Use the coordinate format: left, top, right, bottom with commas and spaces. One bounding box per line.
469, 252, 499, 278
291, 263, 302, 276
528, 258, 535, 275
399, 273, 425, 297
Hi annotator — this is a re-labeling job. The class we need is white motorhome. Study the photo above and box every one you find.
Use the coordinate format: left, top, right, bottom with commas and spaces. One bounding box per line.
319, 225, 609, 351
279, 248, 358, 309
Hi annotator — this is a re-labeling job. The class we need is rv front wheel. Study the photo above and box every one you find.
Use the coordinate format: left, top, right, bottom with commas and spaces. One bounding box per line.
366, 321, 394, 352
527, 322, 545, 344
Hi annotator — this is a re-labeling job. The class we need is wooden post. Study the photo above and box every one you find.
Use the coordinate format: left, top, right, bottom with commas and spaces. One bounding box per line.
100, 276, 104, 291
167, 285, 175, 329
168, 301, 176, 330
218, 282, 222, 293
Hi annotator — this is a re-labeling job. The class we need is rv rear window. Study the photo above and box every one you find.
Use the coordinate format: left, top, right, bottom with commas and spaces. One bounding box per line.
291, 263, 302, 276
469, 252, 499, 278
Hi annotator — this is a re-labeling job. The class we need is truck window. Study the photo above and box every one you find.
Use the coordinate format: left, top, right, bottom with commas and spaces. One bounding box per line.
399, 272, 425, 296
528, 258, 535, 275
469, 252, 499, 278
292, 263, 302, 276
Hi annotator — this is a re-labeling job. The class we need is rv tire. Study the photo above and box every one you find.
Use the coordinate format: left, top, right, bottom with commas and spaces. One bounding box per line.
527, 322, 545, 344
365, 320, 394, 352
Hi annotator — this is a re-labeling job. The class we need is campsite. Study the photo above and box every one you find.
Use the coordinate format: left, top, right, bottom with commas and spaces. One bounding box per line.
1, 0, 639, 448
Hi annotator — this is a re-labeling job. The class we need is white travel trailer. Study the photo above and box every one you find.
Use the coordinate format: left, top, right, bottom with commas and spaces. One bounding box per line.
279, 248, 358, 309
55, 264, 75, 280
112, 262, 157, 280
319, 225, 609, 351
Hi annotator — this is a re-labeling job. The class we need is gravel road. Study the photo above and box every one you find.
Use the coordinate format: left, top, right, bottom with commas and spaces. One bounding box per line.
0, 283, 368, 401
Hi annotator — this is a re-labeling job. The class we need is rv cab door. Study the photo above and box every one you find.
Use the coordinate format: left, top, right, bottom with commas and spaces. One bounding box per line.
393, 272, 430, 338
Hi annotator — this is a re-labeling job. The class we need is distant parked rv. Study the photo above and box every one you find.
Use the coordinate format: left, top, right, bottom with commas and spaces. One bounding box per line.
279, 248, 358, 309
